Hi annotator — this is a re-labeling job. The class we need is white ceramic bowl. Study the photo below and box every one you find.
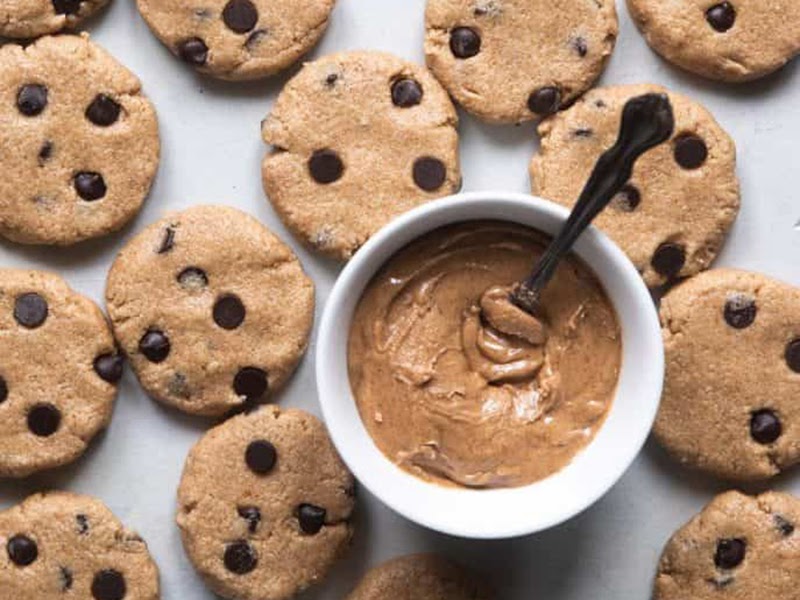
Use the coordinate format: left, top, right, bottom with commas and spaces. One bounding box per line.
316, 191, 664, 539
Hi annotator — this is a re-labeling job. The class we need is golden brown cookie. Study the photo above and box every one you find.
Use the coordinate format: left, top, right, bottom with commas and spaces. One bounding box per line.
0, 0, 110, 39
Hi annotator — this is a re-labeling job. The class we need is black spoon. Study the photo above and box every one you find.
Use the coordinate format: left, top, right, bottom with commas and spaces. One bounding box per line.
510, 93, 676, 315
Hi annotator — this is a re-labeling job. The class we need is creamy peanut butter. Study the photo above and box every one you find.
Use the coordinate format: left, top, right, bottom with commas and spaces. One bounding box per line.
348, 221, 622, 488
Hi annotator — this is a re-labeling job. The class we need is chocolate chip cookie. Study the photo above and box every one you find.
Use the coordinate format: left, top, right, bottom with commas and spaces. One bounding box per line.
0, 34, 160, 246
530, 84, 740, 287
0, 0, 110, 39
262, 51, 461, 259
136, 0, 336, 80
424, 0, 618, 123
655, 490, 800, 598
656, 269, 800, 480
346, 554, 492, 600
0, 491, 160, 599
628, 0, 800, 82
0, 270, 120, 479
177, 406, 355, 600
105, 205, 314, 417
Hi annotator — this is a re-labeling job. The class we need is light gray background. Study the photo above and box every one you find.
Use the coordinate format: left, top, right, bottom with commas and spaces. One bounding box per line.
1, 1, 798, 598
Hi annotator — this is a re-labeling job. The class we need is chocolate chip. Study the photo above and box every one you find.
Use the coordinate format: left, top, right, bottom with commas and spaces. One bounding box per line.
651, 243, 686, 278
572, 36, 588, 57
60, 566, 74, 591
38, 141, 53, 165
178, 38, 209, 66
613, 184, 641, 212
750, 409, 782, 444
28, 403, 61, 437
91, 569, 126, 600
391, 78, 423, 108
308, 149, 344, 184
450, 27, 481, 58
14, 293, 48, 329
177, 267, 208, 290
213, 294, 246, 330
723, 293, 756, 329
706, 2, 736, 32
413, 157, 447, 192
94, 354, 124, 384
245, 29, 268, 50
785, 338, 800, 373
52, 0, 81, 15
76, 514, 89, 534
158, 226, 176, 254
86, 94, 121, 127
297, 504, 326, 535
775, 515, 795, 537
245, 439, 277, 474
673, 135, 708, 169
325, 73, 339, 87
74, 172, 107, 201
0, 375, 7, 404
528, 86, 561, 116
222, 0, 258, 34
7, 535, 38, 566
139, 330, 170, 363
574, 128, 593, 138
224, 541, 257, 574
234, 367, 268, 402
17, 84, 48, 116
237, 506, 261, 533
715, 538, 746, 569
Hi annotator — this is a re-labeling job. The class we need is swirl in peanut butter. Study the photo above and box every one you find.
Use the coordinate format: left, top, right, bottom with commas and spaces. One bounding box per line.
348, 221, 621, 488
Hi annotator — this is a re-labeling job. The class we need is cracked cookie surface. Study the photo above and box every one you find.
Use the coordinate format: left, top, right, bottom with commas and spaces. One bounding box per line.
177, 406, 355, 600
530, 84, 740, 288
0, 269, 120, 478
261, 50, 461, 260
0, 0, 110, 39
105, 205, 314, 417
655, 269, 800, 480
136, 0, 336, 80
424, 0, 618, 123
656, 491, 800, 599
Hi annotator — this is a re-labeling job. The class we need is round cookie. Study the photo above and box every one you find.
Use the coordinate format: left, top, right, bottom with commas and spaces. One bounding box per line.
136, 0, 336, 81
628, 0, 800, 82
0, 0, 110, 39
0, 269, 120, 479
0, 34, 160, 246
105, 205, 314, 417
346, 554, 492, 600
261, 51, 461, 260
424, 0, 618, 123
0, 491, 160, 599
177, 406, 355, 600
530, 84, 740, 287
655, 269, 800, 480
655, 491, 800, 598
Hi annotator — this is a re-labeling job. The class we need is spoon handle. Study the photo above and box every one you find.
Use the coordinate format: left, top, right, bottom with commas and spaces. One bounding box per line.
512, 93, 676, 314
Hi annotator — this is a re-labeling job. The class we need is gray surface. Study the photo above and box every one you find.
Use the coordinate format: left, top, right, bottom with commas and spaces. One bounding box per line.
1, 1, 798, 598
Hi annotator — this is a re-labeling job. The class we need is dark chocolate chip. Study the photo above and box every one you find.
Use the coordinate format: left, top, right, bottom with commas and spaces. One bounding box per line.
651, 242, 686, 278
706, 2, 736, 33
178, 38, 209, 66
450, 27, 481, 58
413, 157, 447, 192
775, 515, 795, 537
528, 86, 561, 116
224, 540, 257, 574
674, 134, 708, 169
308, 149, 344, 184
86, 94, 121, 127
391, 78, 423, 108
177, 267, 208, 290
213, 294, 246, 330
234, 367, 268, 402
76, 514, 89, 534
574, 127, 593, 138
297, 504, 326, 535
28, 403, 61, 437
7, 535, 38, 566
613, 184, 641, 212
0, 375, 7, 404
245, 439, 276, 475
158, 226, 176, 254
572, 36, 588, 57
222, 0, 258, 34
38, 141, 53, 165
60, 566, 74, 591
714, 538, 746, 570
74, 172, 107, 201
723, 293, 756, 329
17, 84, 48, 116
750, 409, 782, 444
785, 338, 800, 373
91, 569, 126, 600
237, 506, 261, 533
14, 293, 48, 329
52, 0, 81, 15
94, 354, 124, 384
139, 330, 170, 363
325, 73, 339, 87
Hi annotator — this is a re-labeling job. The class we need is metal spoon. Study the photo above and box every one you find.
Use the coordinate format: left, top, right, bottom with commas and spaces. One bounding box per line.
510, 93, 676, 315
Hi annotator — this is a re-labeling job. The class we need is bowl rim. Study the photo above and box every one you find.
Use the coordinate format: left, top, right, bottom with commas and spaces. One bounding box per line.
316, 191, 664, 539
